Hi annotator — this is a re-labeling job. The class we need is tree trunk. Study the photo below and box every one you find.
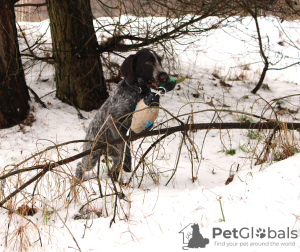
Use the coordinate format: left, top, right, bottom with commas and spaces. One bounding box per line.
250, 5, 269, 94
0, 0, 30, 129
46, 0, 108, 111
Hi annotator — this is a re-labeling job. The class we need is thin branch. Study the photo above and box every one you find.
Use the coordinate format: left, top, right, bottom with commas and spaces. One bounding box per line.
15, 3, 47, 8
1, 120, 300, 180
269, 61, 300, 71
97, 16, 227, 53
21, 53, 55, 64
128, 134, 168, 186
239, 1, 270, 94
26, 85, 48, 108
1, 121, 300, 208
95, 0, 120, 9
17, 23, 54, 64
165, 132, 185, 186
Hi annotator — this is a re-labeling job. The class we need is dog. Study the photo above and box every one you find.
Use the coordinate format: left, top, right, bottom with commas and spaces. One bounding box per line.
75, 48, 170, 182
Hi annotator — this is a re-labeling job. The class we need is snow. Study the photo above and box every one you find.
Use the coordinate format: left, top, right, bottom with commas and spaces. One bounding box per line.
0, 15, 300, 251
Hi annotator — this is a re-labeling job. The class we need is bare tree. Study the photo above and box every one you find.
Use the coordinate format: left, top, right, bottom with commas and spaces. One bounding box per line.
46, 0, 109, 111
17, 0, 238, 112
16, 0, 300, 107
0, 0, 30, 129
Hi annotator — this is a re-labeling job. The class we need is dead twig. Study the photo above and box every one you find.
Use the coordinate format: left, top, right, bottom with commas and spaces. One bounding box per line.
1, 121, 300, 208
165, 132, 185, 186
15, 3, 47, 7
26, 85, 48, 108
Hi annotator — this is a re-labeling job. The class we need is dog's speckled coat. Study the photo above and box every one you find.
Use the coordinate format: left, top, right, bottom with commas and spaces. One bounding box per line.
75, 48, 169, 181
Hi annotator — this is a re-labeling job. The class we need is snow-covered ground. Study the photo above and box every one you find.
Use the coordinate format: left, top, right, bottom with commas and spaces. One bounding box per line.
0, 16, 300, 251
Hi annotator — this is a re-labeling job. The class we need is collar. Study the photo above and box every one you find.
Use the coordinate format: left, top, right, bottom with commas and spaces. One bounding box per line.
124, 78, 142, 93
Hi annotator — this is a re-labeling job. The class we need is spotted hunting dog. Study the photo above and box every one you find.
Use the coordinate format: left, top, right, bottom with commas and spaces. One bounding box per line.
75, 48, 170, 181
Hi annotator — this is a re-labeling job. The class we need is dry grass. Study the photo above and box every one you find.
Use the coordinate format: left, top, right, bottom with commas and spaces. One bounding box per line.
0, 97, 299, 250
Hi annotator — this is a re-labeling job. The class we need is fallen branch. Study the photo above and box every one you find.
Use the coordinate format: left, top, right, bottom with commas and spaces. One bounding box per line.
27, 85, 48, 108
1, 121, 300, 208
15, 3, 47, 8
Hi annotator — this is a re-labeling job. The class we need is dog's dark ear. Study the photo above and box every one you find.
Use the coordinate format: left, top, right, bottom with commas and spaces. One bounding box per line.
120, 54, 135, 85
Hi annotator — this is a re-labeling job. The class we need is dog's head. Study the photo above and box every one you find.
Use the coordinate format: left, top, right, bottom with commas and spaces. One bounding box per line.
120, 48, 170, 90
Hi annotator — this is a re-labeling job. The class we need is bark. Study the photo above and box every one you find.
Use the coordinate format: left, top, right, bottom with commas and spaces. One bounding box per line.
0, 0, 30, 129
46, 0, 108, 111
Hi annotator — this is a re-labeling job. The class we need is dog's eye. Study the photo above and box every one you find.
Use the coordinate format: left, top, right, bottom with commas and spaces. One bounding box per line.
145, 61, 154, 66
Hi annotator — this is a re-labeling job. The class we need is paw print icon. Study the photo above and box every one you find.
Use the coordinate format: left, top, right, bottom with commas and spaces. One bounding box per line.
256, 228, 266, 238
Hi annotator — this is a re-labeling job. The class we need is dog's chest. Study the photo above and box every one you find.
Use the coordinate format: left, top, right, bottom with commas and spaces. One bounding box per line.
105, 87, 142, 124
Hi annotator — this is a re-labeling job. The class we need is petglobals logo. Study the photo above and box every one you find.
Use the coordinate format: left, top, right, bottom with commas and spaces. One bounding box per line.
213, 227, 298, 239
178, 225, 298, 250
212, 227, 298, 249
179, 223, 210, 250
